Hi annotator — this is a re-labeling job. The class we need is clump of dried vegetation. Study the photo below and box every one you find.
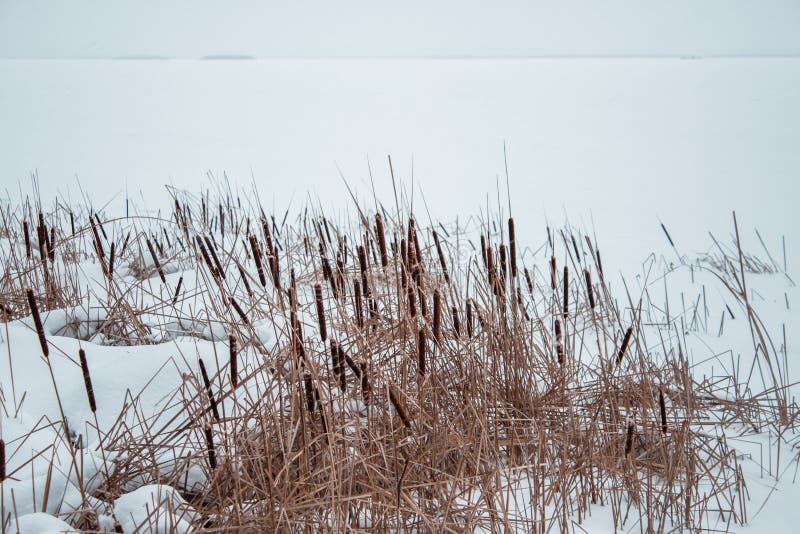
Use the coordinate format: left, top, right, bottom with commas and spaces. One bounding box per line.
0, 177, 796, 533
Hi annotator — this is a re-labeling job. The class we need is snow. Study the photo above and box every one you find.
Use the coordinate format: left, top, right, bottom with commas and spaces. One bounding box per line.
13, 513, 74, 533
113, 485, 196, 534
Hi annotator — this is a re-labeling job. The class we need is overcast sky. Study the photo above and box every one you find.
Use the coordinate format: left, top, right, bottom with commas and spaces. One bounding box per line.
1, 0, 800, 59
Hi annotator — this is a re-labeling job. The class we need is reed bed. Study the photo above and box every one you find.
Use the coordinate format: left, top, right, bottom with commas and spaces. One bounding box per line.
0, 186, 796, 533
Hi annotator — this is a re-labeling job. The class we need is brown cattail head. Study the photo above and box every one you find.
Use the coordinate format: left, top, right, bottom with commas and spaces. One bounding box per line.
375, 213, 388, 269
26, 289, 48, 357
466, 299, 474, 338
204, 425, 217, 469
508, 217, 518, 278
584, 269, 595, 309
23, 220, 31, 259
451, 306, 461, 336
659, 387, 668, 435
303, 371, 315, 413
0, 439, 5, 482
388, 383, 412, 428
357, 245, 370, 296
353, 276, 364, 328
248, 234, 267, 287
229, 296, 250, 326
360, 360, 371, 405
330, 340, 346, 392
339, 345, 361, 379
417, 327, 427, 376
616, 326, 634, 366
203, 236, 225, 280
172, 276, 183, 305
146, 237, 167, 283
432, 231, 450, 284
79, 349, 97, 413
554, 319, 564, 365
624, 421, 635, 457
198, 358, 220, 421
229, 335, 238, 389
314, 283, 327, 341
108, 242, 116, 279
562, 265, 569, 318
432, 289, 442, 343
550, 256, 557, 290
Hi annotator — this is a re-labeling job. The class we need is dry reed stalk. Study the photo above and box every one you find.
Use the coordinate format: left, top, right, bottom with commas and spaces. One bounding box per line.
26, 288, 48, 357
198, 358, 220, 422
314, 283, 327, 342
79, 349, 97, 413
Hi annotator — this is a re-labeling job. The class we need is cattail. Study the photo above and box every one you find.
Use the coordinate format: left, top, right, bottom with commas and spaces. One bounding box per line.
79, 349, 97, 413
659, 387, 668, 435
554, 319, 564, 365
466, 300, 473, 338
330, 340, 345, 392
596, 249, 604, 281
358, 245, 369, 296
229, 335, 238, 388
480, 234, 487, 268
508, 217, 518, 278
388, 383, 412, 428
624, 421, 635, 457
550, 256, 557, 290
248, 235, 267, 287
562, 265, 569, 318
229, 296, 250, 326
570, 234, 581, 264
94, 213, 108, 240
432, 289, 442, 343
616, 326, 634, 366
198, 358, 220, 421
353, 276, 364, 328
486, 247, 497, 295
524, 267, 534, 297
499, 244, 508, 290
314, 283, 327, 341
203, 236, 225, 280
0, 439, 5, 482
236, 264, 252, 297
339, 345, 361, 379
196, 236, 217, 278
417, 327, 426, 376
108, 242, 115, 279
89, 215, 104, 259
204, 425, 217, 469
69, 211, 75, 236
172, 276, 183, 305
120, 232, 130, 257
432, 231, 450, 284
585, 269, 595, 309
360, 360, 371, 405
375, 213, 388, 269
451, 306, 461, 336
406, 281, 416, 318
23, 220, 31, 258
48, 226, 55, 262
303, 372, 315, 412
26, 289, 48, 357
